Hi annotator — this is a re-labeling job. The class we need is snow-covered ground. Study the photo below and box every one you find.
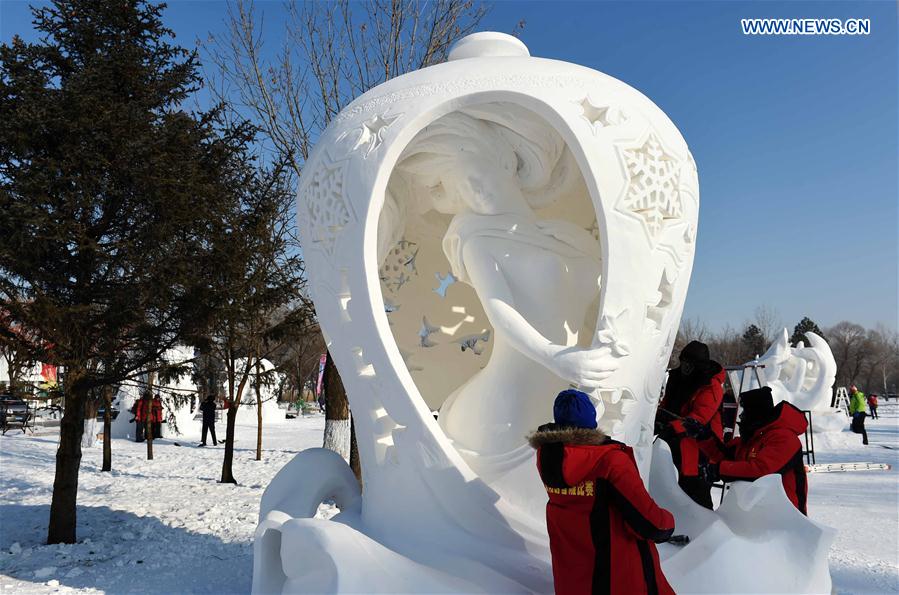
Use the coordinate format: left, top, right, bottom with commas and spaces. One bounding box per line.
1, 404, 897, 594
807, 403, 899, 594
0, 413, 332, 594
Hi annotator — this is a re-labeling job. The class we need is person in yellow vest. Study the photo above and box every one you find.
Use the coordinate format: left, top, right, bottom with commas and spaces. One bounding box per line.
848, 385, 868, 445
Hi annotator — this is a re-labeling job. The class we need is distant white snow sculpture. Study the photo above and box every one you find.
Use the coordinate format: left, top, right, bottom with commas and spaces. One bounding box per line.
110, 345, 200, 440
223, 358, 286, 425
746, 329, 844, 433
253, 31, 831, 594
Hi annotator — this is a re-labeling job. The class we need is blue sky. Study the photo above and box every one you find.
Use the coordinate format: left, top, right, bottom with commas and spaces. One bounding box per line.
3, 1, 897, 333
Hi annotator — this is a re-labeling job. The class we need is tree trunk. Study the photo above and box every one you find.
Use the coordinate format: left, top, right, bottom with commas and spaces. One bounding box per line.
145, 372, 156, 461
101, 386, 112, 472
220, 406, 238, 483
349, 414, 361, 488
47, 370, 87, 544
82, 398, 100, 449
322, 351, 350, 459
255, 358, 263, 461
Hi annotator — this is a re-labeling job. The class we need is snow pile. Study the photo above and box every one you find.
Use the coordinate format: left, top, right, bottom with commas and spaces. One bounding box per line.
651, 441, 835, 593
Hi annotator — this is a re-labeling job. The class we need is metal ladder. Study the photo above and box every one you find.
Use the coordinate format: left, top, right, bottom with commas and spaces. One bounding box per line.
833, 386, 851, 417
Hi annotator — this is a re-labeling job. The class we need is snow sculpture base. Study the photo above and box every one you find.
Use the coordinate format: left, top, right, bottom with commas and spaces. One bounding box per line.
811, 409, 849, 434
255, 442, 836, 594
650, 441, 835, 594
254, 449, 542, 594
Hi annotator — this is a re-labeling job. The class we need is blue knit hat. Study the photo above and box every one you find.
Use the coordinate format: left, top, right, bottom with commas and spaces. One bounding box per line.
553, 389, 597, 429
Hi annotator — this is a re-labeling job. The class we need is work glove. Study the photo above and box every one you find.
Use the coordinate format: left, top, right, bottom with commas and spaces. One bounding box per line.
682, 417, 712, 440
654, 420, 677, 441
667, 534, 691, 546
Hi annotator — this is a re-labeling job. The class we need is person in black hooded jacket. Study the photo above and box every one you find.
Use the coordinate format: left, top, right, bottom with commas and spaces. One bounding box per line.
199, 394, 218, 446
655, 341, 726, 509
697, 387, 809, 515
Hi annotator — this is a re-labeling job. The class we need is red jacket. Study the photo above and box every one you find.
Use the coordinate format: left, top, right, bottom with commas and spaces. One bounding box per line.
530, 425, 675, 595
659, 365, 726, 476
702, 402, 808, 515
135, 398, 163, 423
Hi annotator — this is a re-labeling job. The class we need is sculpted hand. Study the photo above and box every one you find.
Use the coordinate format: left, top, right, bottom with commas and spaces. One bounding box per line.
549, 346, 620, 388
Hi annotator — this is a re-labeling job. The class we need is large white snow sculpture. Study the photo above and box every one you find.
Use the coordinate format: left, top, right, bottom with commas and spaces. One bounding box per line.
254, 32, 831, 593
743, 329, 844, 433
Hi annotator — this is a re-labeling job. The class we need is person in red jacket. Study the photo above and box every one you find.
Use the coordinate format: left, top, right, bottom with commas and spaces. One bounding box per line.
530, 389, 675, 595
151, 394, 164, 438
133, 392, 164, 440
655, 340, 726, 509
696, 387, 808, 515
867, 394, 879, 419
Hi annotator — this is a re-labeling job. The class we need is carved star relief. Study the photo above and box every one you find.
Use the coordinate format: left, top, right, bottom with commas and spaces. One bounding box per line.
645, 269, 676, 333
577, 97, 625, 134
349, 113, 400, 157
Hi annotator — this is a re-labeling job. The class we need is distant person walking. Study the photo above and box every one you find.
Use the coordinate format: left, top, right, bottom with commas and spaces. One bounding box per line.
867, 394, 879, 419
199, 395, 218, 447
849, 385, 868, 445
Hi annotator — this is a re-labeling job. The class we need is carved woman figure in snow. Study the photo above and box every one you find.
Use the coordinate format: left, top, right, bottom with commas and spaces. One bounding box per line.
382, 104, 617, 479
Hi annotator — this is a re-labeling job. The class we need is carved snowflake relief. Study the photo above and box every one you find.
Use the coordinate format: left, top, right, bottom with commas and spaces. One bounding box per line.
616, 133, 684, 247
303, 155, 355, 257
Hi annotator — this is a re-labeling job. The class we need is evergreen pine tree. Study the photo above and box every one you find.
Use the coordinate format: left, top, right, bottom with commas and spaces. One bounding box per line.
0, 0, 234, 543
790, 317, 826, 346
741, 324, 767, 360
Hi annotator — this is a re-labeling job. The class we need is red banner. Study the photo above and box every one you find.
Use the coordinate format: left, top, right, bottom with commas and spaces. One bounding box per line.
41, 363, 57, 383
316, 353, 327, 396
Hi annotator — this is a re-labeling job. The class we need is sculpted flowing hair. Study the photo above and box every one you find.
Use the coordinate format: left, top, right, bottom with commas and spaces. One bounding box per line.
378, 102, 579, 264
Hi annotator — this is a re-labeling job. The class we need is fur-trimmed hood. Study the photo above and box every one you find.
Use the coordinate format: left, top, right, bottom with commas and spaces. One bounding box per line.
527, 423, 608, 449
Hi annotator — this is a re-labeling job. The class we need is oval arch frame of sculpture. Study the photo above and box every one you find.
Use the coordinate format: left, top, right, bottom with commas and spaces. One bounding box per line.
308, 90, 694, 514
254, 33, 832, 595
